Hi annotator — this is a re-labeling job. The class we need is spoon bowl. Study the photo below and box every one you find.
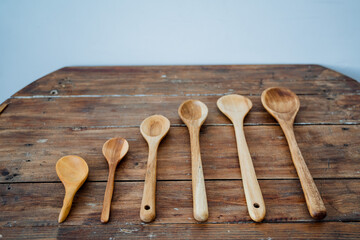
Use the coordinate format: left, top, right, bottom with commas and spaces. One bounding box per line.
178, 100, 208, 125
56, 155, 89, 223
101, 137, 129, 223
140, 115, 170, 141
217, 94, 266, 222
261, 87, 326, 219
261, 87, 300, 119
217, 94, 252, 121
178, 99, 209, 222
140, 115, 170, 222
102, 138, 129, 164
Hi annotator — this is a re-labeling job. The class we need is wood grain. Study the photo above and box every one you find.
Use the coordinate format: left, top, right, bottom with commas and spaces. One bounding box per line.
12, 65, 360, 97
217, 95, 265, 222
262, 87, 326, 219
140, 115, 170, 222
2, 94, 359, 129
179, 99, 209, 222
1, 65, 359, 239
1, 222, 360, 239
1, 180, 359, 227
56, 155, 89, 223
100, 138, 129, 223
0, 125, 358, 183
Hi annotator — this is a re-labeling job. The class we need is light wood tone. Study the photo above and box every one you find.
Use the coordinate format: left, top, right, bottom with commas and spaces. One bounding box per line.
139, 115, 170, 222
178, 100, 209, 222
0, 103, 8, 114
217, 94, 265, 222
262, 87, 327, 220
55, 155, 89, 223
100, 137, 129, 223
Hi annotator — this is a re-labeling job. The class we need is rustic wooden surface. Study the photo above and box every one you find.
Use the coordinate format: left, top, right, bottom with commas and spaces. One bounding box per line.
0, 65, 359, 239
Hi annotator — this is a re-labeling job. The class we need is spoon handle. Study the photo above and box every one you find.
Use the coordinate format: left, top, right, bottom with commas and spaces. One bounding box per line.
101, 165, 116, 223
234, 123, 266, 222
188, 126, 208, 222
140, 144, 158, 222
58, 188, 76, 223
281, 122, 327, 219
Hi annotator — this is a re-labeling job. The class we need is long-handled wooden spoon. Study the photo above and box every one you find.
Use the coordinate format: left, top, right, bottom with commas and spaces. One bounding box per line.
101, 137, 129, 223
217, 94, 266, 222
178, 99, 209, 222
261, 87, 326, 220
140, 115, 170, 222
56, 155, 89, 223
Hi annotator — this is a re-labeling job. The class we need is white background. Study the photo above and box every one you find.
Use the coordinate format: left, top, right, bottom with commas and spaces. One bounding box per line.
1, 0, 359, 103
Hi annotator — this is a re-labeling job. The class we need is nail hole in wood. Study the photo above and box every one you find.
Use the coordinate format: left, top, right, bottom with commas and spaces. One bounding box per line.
145, 205, 150, 210
253, 203, 260, 208
50, 89, 58, 95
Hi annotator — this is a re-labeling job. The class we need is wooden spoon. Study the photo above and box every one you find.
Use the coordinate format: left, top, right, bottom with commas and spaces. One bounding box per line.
217, 94, 266, 222
140, 115, 170, 222
178, 99, 209, 222
56, 155, 89, 223
101, 137, 129, 223
261, 87, 326, 220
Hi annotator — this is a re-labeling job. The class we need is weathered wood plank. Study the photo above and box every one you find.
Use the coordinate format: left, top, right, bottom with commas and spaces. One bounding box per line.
1, 222, 359, 239
2, 94, 359, 129
1, 180, 359, 227
0, 125, 358, 183
13, 65, 360, 97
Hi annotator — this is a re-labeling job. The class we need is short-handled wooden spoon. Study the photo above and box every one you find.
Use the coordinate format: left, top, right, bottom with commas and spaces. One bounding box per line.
217, 94, 266, 222
101, 137, 129, 223
56, 155, 89, 223
140, 115, 170, 222
261, 87, 326, 220
178, 99, 209, 222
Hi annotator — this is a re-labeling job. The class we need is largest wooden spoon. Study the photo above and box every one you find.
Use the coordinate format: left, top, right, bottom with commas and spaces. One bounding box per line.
261, 87, 326, 220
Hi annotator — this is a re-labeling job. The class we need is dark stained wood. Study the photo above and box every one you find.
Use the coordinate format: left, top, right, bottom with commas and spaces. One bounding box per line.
1, 180, 359, 227
0, 125, 358, 183
2, 222, 360, 239
1, 65, 359, 239
12, 65, 360, 97
1, 94, 359, 129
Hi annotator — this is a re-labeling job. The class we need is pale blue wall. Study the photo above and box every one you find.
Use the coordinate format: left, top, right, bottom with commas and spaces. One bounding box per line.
1, 0, 360, 103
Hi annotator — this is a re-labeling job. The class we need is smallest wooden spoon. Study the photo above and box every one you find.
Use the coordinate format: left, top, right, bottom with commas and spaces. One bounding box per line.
101, 137, 129, 223
140, 115, 170, 222
56, 155, 89, 223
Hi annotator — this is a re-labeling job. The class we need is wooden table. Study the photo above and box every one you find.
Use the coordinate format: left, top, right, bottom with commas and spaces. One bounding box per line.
0, 65, 359, 239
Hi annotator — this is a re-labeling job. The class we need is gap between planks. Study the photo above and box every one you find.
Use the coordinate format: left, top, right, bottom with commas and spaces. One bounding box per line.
2, 177, 360, 185
9, 91, 360, 99
0, 122, 359, 131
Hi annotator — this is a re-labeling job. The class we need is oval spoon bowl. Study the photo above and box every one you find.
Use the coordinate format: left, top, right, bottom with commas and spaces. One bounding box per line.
261, 87, 326, 220
140, 115, 170, 222
140, 115, 170, 141
101, 137, 129, 223
178, 99, 208, 125
56, 155, 89, 223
